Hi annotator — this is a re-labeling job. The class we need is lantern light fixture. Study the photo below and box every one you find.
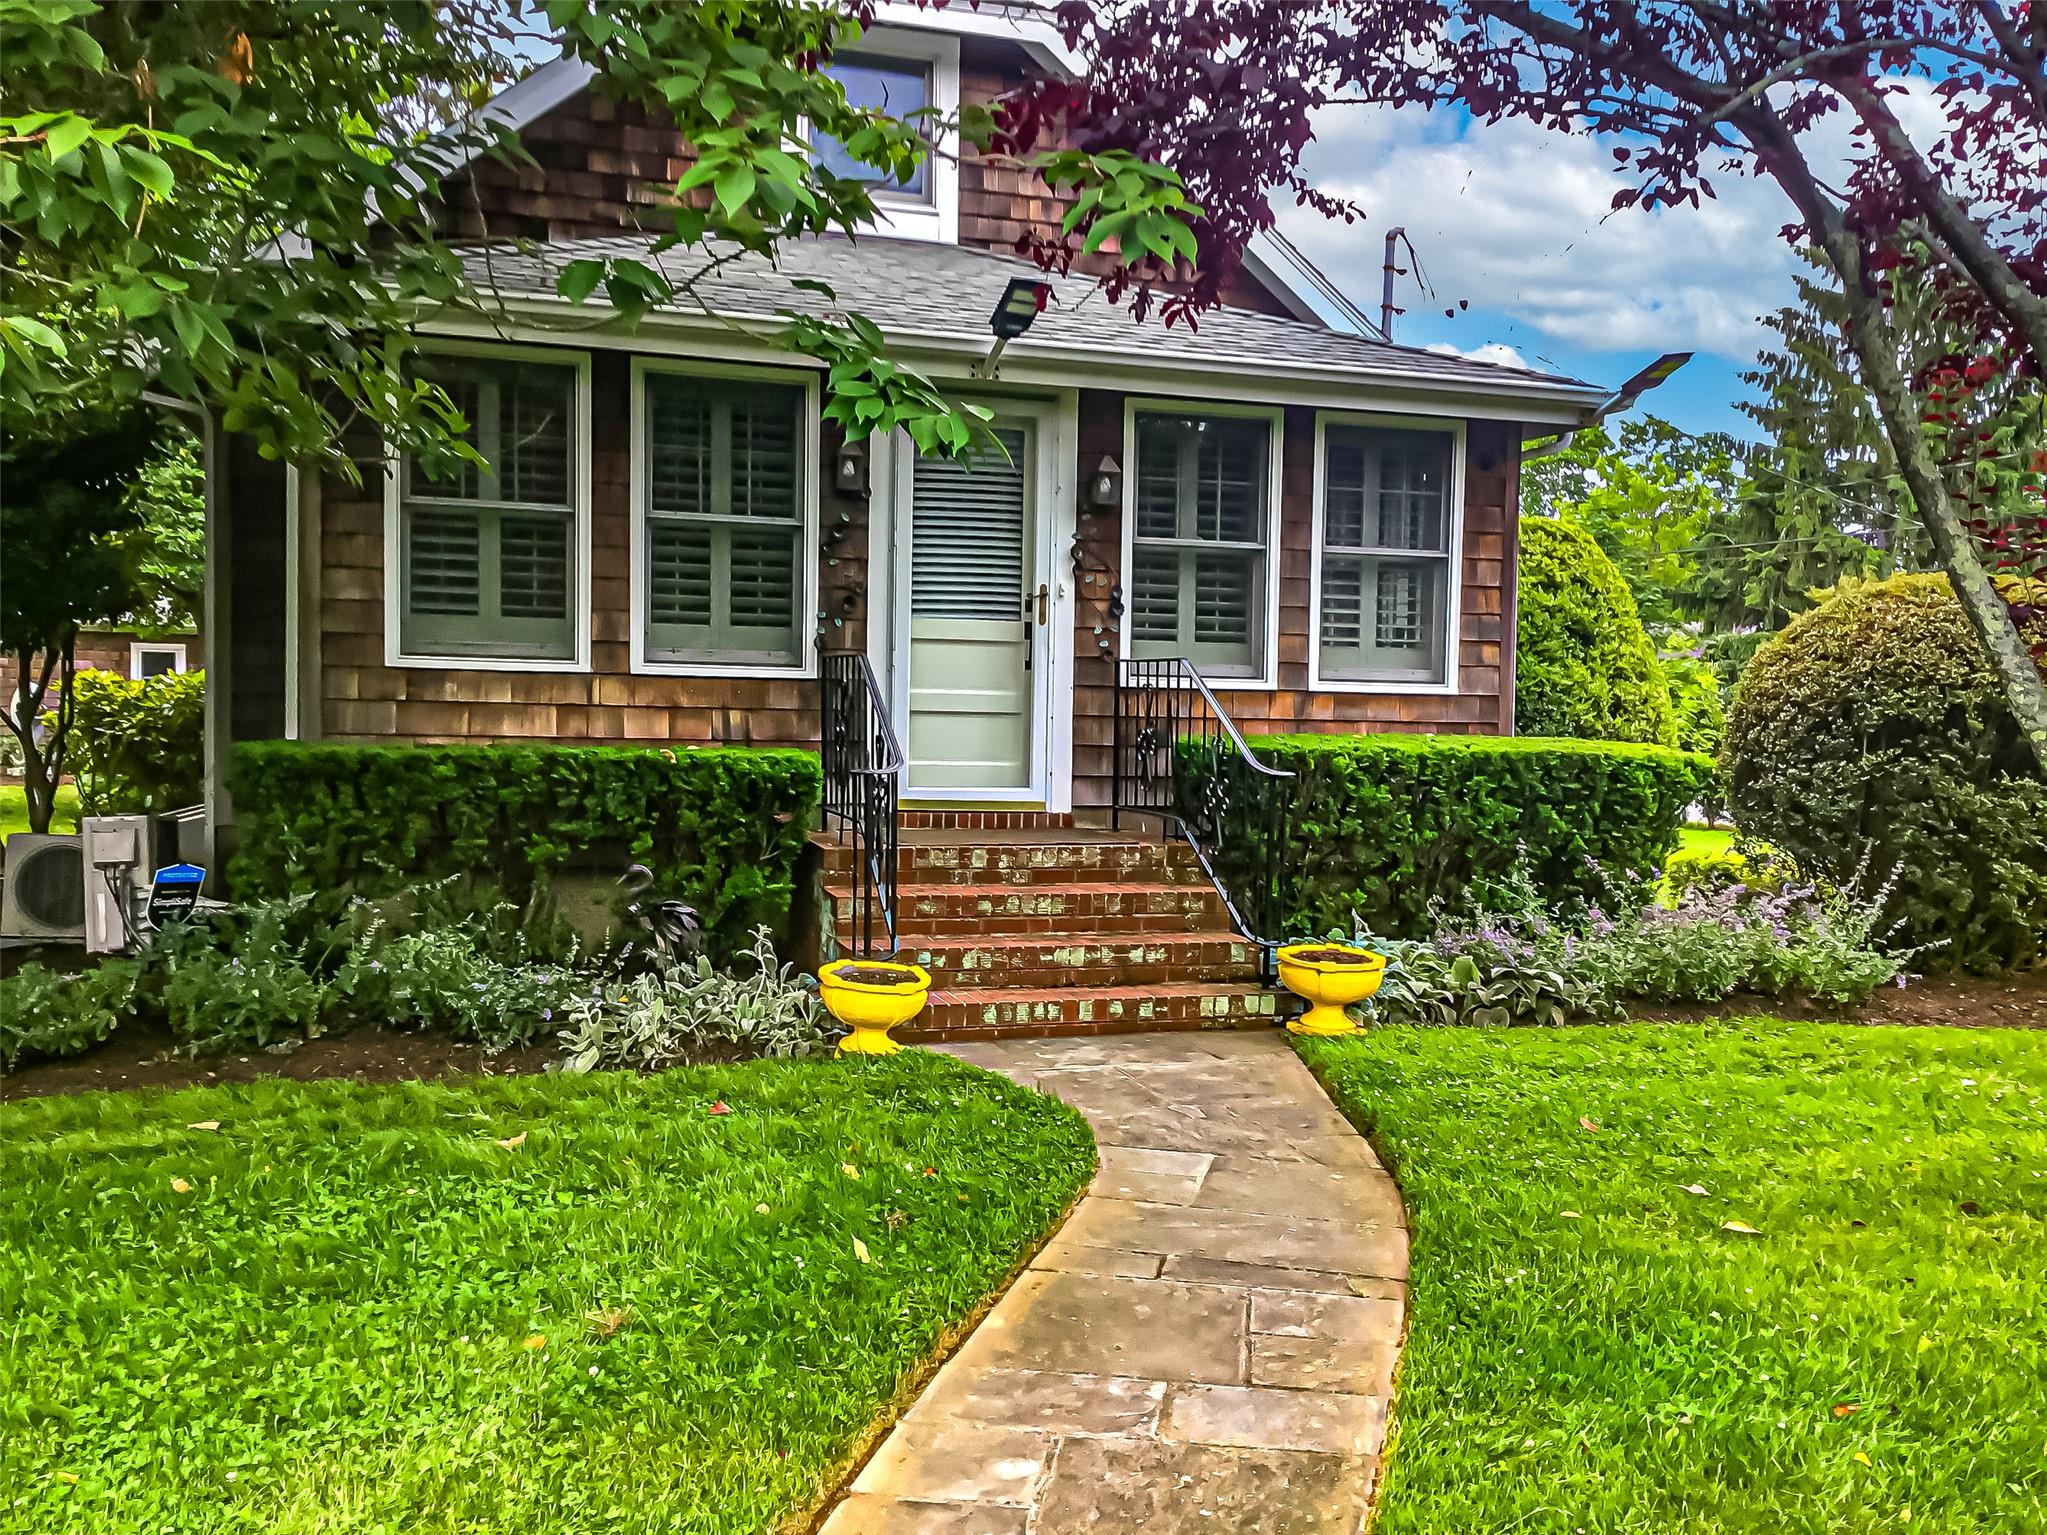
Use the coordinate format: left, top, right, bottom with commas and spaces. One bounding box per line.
1083, 453, 1121, 510
833, 436, 869, 498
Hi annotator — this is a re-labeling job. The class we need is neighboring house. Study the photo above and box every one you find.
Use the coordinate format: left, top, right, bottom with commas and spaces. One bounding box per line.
211, 4, 1608, 1026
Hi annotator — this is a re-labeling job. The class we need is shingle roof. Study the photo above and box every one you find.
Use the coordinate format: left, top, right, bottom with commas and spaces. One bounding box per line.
454, 232, 1604, 404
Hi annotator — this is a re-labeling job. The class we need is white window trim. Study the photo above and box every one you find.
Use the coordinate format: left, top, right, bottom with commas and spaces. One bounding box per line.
628, 356, 822, 680
1307, 410, 1466, 696
382, 341, 593, 673
1116, 396, 1284, 692
815, 27, 960, 244
129, 640, 189, 679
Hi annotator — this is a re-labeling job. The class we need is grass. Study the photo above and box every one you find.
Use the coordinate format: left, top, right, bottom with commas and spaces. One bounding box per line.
0, 1053, 1095, 1535
0, 783, 78, 841
1301, 1021, 2047, 1534
1678, 823, 1736, 857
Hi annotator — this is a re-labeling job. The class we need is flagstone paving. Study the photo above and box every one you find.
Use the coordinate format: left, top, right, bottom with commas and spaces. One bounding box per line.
818, 1031, 1407, 1535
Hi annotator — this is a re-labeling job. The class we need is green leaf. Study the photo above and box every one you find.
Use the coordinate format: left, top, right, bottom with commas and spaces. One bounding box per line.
713, 163, 757, 218
557, 258, 606, 305
43, 112, 91, 161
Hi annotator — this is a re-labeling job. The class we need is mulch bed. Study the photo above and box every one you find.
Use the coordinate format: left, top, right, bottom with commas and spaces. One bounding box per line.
1634, 969, 2047, 1030
5, 973, 2042, 1104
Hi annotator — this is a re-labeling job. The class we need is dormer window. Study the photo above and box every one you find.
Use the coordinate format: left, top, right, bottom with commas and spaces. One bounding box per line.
816, 54, 934, 202
808, 30, 959, 243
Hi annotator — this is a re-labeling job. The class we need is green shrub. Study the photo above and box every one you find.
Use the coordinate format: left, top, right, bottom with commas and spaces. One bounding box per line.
1661, 839, 1793, 903
0, 959, 140, 1071
1516, 518, 1676, 746
153, 898, 329, 1053
1723, 572, 2047, 972
331, 917, 592, 1051
1192, 732, 1713, 940
228, 743, 822, 959
1662, 654, 1725, 758
64, 666, 205, 814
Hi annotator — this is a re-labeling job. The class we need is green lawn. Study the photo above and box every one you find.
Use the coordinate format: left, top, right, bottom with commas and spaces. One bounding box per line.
0, 783, 78, 841
1677, 823, 1736, 857
0, 1054, 1095, 1535
1301, 1022, 2047, 1534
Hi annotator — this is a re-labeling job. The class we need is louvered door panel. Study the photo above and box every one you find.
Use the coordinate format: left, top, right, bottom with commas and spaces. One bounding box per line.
910, 429, 1027, 619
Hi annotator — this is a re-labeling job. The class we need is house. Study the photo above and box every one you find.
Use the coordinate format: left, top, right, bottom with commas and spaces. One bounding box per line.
211, 4, 1607, 1034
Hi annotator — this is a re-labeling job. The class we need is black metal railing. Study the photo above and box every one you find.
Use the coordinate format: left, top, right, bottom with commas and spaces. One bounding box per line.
1113, 657, 1297, 980
820, 650, 902, 956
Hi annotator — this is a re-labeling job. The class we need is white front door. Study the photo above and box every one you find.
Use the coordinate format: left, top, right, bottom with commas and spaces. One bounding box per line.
901, 416, 1051, 798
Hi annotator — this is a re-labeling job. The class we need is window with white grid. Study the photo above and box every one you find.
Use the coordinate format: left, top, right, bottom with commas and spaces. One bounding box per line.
400, 357, 579, 661
1317, 423, 1454, 683
1128, 412, 1272, 676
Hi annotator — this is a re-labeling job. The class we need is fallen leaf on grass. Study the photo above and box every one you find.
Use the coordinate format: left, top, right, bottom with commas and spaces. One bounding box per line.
852, 1236, 871, 1264
55, 1472, 79, 1486
170, 1178, 194, 1194
1578, 1117, 1602, 1132
842, 1163, 860, 1180
1679, 1183, 1709, 1197
524, 1335, 547, 1350
1721, 1220, 1762, 1235
186, 1120, 221, 1132
755, 1202, 772, 1215
584, 1307, 631, 1338
495, 1132, 527, 1150
1559, 1210, 1582, 1219
1852, 1451, 1873, 1467
708, 1101, 731, 1116
1832, 1403, 1864, 1419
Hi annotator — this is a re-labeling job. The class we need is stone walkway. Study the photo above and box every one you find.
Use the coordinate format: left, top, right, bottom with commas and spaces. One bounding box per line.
819, 1031, 1408, 1535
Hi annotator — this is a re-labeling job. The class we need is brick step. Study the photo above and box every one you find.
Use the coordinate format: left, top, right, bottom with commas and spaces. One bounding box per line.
899, 980, 1283, 1042
817, 839, 1207, 887
897, 930, 1258, 990
829, 881, 1231, 938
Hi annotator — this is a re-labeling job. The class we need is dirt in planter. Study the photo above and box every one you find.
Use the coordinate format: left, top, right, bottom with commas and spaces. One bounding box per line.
832, 963, 924, 985
1285, 948, 1384, 966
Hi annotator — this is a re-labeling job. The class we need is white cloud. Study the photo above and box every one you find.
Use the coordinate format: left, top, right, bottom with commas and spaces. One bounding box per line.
1284, 106, 1807, 361
1425, 340, 1529, 369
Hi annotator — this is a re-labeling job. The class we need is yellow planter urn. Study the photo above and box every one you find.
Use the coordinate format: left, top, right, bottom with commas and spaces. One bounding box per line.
819, 958, 932, 1056
1275, 943, 1388, 1037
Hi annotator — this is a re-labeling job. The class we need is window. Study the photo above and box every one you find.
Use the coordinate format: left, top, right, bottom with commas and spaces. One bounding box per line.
642, 372, 806, 668
398, 356, 579, 662
1317, 423, 1456, 684
130, 642, 187, 679
1128, 412, 1273, 676
814, 54, 932, 200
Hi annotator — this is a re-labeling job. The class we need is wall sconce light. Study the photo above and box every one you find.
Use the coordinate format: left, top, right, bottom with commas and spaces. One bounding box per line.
1083, 453, 1121, 510
834, 438, 869, 498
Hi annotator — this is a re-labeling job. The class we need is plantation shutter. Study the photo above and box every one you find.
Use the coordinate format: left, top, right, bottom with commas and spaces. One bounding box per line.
911, 428, 1028, 618
400, 357, 578, 661
644, 374, 805, 665
1318, 424, 1453, 683
1127, 413, 1271, 675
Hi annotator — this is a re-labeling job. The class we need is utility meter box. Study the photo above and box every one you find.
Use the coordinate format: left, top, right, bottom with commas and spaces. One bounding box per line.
81, 814, 153, 954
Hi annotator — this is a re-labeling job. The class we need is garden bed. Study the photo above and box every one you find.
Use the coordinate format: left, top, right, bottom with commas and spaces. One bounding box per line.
1301, 1020, 2047, 1533
0, 1053, 1095, 1535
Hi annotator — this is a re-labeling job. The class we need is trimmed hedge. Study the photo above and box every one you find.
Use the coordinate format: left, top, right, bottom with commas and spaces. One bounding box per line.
1515, 518, 1677, 747
65, 666, 205, 814
228, 743, 822, 957
1725, 573, 2047, 972
1191, 732, 1714, 940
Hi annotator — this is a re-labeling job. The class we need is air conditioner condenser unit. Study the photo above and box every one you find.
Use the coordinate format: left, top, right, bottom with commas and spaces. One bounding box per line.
1, 833, 87, 943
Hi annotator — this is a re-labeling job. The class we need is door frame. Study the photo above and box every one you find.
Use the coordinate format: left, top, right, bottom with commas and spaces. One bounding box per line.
870, 393, 1074, 809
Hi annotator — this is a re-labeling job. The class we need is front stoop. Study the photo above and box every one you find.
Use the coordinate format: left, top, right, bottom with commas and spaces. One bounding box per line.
817, 823, 1276, 1042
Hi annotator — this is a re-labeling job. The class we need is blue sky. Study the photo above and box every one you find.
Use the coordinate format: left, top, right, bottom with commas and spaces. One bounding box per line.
1279, 103, 1815, 442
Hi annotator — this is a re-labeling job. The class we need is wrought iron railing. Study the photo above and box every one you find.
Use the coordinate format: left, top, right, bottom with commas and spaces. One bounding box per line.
820, 649, 902, 956
1112, 657, 1298, 980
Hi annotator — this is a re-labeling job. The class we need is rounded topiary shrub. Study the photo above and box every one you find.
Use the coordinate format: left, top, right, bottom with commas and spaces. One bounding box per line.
1723, 572, 2047, 972
1515, 517, 1676, 747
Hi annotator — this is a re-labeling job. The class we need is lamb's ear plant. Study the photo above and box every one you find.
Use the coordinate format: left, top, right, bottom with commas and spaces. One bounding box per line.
555, 927, 835, 1073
